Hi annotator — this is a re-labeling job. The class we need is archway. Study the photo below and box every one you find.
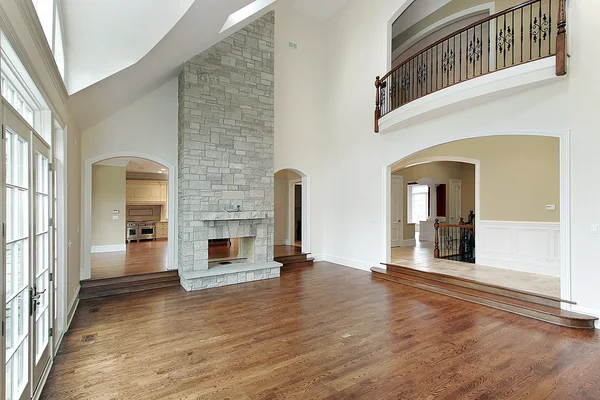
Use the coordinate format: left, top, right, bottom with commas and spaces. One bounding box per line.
82, 152, 177, 281
274, 168, 310, 254
382, 132, 569, 301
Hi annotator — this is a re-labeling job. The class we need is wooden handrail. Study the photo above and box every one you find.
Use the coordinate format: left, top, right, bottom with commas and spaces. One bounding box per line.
381, 0, 543, 82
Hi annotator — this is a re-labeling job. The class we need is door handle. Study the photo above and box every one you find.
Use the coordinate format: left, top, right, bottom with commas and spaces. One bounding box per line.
29, 285, 47, 315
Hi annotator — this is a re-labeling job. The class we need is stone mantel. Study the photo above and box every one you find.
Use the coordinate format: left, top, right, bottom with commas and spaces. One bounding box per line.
200, 211, 273, 221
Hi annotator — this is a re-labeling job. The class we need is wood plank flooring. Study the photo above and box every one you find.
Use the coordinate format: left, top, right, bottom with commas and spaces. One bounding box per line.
43, 262, 600, 399
91, 240, 169, 279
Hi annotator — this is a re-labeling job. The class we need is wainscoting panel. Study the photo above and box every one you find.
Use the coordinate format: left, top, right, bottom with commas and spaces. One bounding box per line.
478, 221, 560, 277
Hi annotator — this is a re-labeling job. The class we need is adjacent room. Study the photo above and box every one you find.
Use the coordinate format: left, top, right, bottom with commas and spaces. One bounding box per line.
90, 157, 170, 279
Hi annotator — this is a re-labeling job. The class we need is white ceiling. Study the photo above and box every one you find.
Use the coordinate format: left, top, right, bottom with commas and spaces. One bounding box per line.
291, 0, 349, 21
63, 0, 195, 94
64, 0, 341, 131
95, 157, 168, 174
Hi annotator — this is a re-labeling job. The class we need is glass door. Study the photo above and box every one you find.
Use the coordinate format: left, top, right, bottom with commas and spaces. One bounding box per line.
4, 113, 31, 400
32, 135, 52, 389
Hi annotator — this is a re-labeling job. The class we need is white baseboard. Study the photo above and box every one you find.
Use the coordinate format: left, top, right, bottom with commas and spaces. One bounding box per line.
478, 220, 560, 277
91, 244, 126, 253
312, 254, 372, 272
67, 284, 81, 329
402, 239, 416, 246
274, 239, 287, 246
32, 359, 54, 400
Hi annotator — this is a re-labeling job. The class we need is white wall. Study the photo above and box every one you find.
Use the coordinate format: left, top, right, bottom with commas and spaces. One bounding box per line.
82, 78, 178, 166
292, 0, 598, 315
272, 0, 600, 316
274, 4, 327, 256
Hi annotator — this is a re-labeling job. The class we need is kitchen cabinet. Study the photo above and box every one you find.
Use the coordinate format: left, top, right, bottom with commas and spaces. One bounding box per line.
127, 180, 168, 204
156, 221, 168, 239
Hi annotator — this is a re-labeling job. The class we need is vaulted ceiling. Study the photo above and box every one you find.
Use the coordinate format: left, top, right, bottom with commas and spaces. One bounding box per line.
63, 0, 350, 131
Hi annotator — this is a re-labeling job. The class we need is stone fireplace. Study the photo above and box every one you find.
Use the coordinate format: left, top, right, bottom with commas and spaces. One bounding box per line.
177, 12, 280, 291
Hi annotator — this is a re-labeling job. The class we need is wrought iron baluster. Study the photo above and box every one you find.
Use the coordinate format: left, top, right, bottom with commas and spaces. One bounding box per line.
549, 0, 552, 55
521, 8, 524, 63
530, 4, 533, 61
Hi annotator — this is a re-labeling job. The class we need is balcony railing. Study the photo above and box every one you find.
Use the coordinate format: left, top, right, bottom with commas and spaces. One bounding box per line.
374, 0, 567, 132
434, 214, 475, 263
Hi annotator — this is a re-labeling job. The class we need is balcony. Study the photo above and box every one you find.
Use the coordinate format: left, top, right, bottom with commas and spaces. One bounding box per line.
374, 0, 567, 133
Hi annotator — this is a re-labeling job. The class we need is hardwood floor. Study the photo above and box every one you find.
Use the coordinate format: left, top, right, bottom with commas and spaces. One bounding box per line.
44, 262, 600, 399
91, 240, 169, 279
392, 241, 560, 297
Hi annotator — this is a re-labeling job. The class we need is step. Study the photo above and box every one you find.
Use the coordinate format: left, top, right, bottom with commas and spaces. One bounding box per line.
280, 257, 315, 269
274, 253, 310, 263
81, 270, 179, 289
372, 267, 597, 329
382, 263, 571, 308
80, 271, 180, 299
80, 280, 180, 300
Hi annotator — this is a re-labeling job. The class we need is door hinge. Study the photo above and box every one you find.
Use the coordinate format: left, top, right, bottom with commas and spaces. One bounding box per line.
49, 162, 53, 172
49, 217, 53, 227
49, 327, 53, 337
49, 272, 53, 282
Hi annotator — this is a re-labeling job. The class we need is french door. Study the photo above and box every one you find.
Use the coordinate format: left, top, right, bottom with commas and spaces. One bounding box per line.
3, 105, 52, 400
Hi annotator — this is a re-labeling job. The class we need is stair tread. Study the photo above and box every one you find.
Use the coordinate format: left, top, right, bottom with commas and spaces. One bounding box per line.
372, 267, 597, 322
382, 262, 574, 304
81, 271, 179, 287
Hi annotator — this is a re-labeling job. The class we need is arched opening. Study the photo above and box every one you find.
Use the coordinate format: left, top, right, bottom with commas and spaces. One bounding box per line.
82, 152, 177, 281
385, 134, 565, 299
274, 168, 310, 254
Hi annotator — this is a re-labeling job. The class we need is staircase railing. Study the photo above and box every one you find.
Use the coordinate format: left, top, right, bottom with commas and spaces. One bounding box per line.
434, 216, 475, 263
374, 0, 567, 132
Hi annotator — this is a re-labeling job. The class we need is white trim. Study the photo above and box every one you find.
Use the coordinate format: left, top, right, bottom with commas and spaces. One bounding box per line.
32, 359, 53, 400
288, 178, 302, 248
402, 239, 416, 246
82, 151, 177, 280
379, 57, 561, 133
91, 244, 126, 254
276, 168, 311, 254
478, 220, 560, 277
274, 240, 287, 246
382, 129, 571, 304
66, 284, 80, 329
391, 3, 495, 64
314, 254, 372, 272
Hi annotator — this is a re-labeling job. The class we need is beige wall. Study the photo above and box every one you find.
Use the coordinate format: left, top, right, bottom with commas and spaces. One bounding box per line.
394, 161, 475, 239
92, 165, 126, 247
397, 135, 560, 223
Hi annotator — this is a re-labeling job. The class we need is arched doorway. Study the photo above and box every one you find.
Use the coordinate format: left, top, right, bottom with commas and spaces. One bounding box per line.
82, 152, 177, 280
383, 133, 569, 300
274, 168, 310, 254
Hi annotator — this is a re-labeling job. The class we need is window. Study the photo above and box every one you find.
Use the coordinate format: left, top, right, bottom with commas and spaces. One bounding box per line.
32, 0, 66, 82
1, 33, 52, 142
407, 184, 429, 224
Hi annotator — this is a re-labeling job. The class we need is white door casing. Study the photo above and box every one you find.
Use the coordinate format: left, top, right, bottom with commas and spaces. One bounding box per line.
391, 176, 404, 247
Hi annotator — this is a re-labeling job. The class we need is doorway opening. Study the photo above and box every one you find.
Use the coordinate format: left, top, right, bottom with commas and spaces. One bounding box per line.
387, 135, 562, 298
90, 157, 170, 280
274, 168, 310, 257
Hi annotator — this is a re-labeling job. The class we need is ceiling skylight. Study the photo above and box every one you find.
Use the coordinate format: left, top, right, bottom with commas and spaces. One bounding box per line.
220, 0, 275, 33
